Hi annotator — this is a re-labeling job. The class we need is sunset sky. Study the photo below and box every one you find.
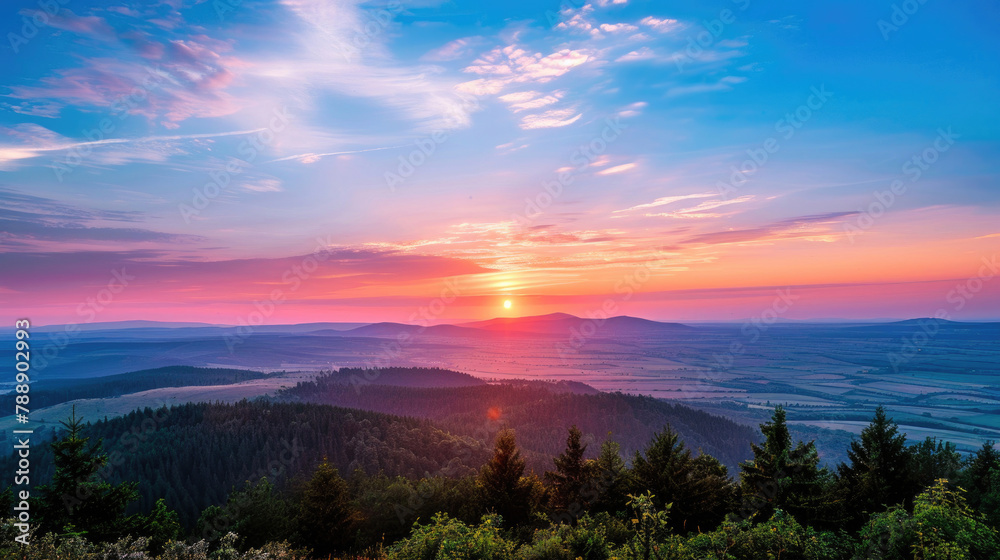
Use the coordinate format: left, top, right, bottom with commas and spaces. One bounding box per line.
1, 0, 998, 325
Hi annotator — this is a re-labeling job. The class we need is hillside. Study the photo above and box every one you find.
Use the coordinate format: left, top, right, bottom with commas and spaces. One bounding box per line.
0, 400, 489, 526
280, 368, 758, 470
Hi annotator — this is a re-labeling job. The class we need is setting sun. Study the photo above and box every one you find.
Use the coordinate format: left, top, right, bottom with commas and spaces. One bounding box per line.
503, 300, 512, 309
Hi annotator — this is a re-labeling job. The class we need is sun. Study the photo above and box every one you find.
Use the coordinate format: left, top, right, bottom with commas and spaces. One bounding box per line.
503, 299, 512, 309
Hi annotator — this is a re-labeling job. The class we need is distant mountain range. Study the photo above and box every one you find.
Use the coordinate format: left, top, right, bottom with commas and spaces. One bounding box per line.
19, 320, 371, 334
18, 313, 698, 339
326, 313, 698, 339
16, 314, 1000, 337
844, 318, 1000, 332
459, 312, 695, 335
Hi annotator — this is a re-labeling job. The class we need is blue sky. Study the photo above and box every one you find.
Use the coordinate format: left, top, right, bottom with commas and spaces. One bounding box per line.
1, 0, 999, 323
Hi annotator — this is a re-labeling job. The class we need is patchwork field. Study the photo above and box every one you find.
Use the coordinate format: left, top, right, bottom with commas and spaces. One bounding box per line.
8, 319, 998, 463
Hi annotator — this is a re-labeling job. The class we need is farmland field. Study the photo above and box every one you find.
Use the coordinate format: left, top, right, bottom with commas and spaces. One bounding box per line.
10, 319, 998, 463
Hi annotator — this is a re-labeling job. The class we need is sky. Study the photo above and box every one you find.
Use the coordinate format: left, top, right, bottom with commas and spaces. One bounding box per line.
1, 0, 999, 325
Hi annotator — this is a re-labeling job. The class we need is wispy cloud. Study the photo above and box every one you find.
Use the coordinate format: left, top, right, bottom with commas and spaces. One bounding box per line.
614, 192, 716, 214
0, 126, 267, 167
646, 195, 754, 218
266, 144, 408, 164
519, 108, 583, 130
639, 16, 681, 33
0, 188, 201, 249
682, 212, 860, 245
422, 37, 483, 62
596, 162, 637, 175
666, 76, 747, 97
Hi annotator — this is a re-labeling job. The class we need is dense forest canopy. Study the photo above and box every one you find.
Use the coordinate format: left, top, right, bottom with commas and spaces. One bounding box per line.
0, 400, 490, 526
279, 370, 759, 470
2, 368, 998, 560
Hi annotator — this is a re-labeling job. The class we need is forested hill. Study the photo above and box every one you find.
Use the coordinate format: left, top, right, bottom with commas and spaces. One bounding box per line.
313, 366, 487, 388
279, 369, 759, 470
5, 401, 490, 526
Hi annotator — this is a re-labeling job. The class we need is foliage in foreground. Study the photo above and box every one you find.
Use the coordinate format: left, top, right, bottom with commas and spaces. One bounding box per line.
0, 531, 309, 560
3, 402, 1000, 560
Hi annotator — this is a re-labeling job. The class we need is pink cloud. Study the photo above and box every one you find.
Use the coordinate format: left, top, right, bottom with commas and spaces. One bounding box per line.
9, 30, 247, 125
682, 212, 860, 245
120, 31, 166, 59
41, 9, 116, 39
423, 37, 481, 61
639, 16, 680, 33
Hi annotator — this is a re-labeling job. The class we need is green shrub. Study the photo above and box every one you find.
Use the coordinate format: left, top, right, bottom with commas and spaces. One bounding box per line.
673, 510, 850, 560
519, 516, 610, 560
0, 528, 308, 560
856, 480, 1000, 560
389, 513, 515, 560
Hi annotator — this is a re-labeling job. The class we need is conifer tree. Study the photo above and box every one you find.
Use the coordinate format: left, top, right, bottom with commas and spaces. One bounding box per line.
631, 427, 733, 533
478, 428, 534, 527
296, 459, 363, 556
36, 407, 140, 542
911, 436, 961, 488
142, 498, 183, 554
957, 441, 1000, 527
837, 405, 917, 526
739, 406, 829, 526
545, 425, 594, 519
591, 437, 629, 515
198, 477, 295, 549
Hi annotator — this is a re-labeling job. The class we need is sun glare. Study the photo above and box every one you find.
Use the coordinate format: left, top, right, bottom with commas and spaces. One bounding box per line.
503, 299, 512, 309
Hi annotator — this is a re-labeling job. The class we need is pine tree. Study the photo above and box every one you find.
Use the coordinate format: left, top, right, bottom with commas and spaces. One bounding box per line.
911, 437, 961, 488
141, 498, 183, 554
545, 425, 594, 520
296, 459, 363, 556
631, 427, 733, 533
36, 407, 140, 541
478, 428, 534, 527
739, 406, 829, 527
837, 405, 918, 527
591, 437, 629, 515
957, 441, 1000, 527
200, 477, 295, 549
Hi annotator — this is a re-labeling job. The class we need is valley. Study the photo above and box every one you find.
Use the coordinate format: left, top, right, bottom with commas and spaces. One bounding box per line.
7, 315, 999, 464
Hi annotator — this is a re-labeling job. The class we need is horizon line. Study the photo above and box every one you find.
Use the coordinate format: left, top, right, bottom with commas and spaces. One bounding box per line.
11, 313, 1000, 331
